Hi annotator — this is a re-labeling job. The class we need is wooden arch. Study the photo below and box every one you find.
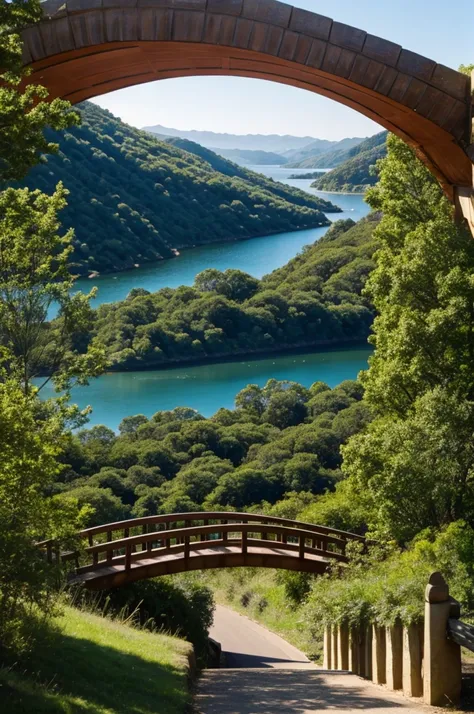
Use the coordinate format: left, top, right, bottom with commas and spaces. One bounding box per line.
23, 0, 473, 213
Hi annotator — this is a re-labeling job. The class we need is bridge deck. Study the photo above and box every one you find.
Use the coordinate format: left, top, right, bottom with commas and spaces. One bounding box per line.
73, 543, 331, 590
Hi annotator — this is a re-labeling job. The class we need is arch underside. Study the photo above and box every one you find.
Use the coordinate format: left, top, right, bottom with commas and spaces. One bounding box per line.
28, 41, 472, 199
77, 547, 329, 591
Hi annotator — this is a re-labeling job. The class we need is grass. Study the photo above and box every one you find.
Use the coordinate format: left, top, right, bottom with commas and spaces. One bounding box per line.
188, 569, 320, 660
0, 606, 193, 714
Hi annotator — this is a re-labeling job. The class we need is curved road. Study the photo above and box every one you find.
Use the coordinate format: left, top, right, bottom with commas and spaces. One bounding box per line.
209, 604, 315, 669
196, 605, 426, 714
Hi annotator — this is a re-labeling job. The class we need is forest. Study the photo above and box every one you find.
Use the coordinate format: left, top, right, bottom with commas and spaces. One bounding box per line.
311, 132, 388, 193
15, 102, 339, 276
43, 215, 378, 372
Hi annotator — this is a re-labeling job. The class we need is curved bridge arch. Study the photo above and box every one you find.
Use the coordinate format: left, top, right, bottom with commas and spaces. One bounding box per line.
23, 0, 472, 207
42, 512, 368, 590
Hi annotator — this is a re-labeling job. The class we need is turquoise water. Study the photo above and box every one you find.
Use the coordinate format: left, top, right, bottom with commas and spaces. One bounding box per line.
46, 169, 371, 429
75, 169, 369, 308
38, 346, 372, 430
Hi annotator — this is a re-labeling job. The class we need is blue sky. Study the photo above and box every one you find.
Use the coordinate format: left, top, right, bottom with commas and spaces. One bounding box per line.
93, 0, 473, 140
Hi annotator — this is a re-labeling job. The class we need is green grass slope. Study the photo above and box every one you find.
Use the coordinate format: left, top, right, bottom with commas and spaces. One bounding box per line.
291, 131, 387, 171
310, 133, 388, 193
18, 103, 340, 276
0, 606, 193, 714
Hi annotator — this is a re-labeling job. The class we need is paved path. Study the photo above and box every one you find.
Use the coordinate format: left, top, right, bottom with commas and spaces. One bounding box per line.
196, 606, 427, 714
209, 604, 315, 669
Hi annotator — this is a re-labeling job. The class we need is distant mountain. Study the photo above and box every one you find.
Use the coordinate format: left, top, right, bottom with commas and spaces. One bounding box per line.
311, 132, 388, 193
142, 124, 317, 153
209, 147, 287, 166
286, 137, 368, 168
15, 103, 341, 276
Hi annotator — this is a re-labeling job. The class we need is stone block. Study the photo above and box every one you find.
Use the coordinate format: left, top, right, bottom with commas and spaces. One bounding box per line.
430, 64, 470, 101
397, 49, 436, 82
330, 22, 366, 53
242, 0, 291, 28
363, 34, 401, 67
290, 8, 332, 41
207, 0, 243, 15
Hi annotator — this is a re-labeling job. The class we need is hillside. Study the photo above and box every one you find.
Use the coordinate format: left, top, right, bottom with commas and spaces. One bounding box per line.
288, 132, 386, 170
284, 136, 366, 168
209, 147, 287, 165
52, 215, 379, 373
0, 607, 193, 714
311, 133, 388, 193
142, 124, 317, 153
18, 103, 340, 276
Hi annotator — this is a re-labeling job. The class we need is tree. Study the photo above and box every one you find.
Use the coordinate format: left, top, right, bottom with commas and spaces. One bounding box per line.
342, 135, 474, 542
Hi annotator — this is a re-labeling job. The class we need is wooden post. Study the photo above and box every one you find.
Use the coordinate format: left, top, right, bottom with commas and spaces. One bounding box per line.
371, 625, 386, 684
142, 524, 147, 551
331, 625, 339, 670
125, 544, 131, 571
348, 626, 359, 674
364, 625, 373, 679
241, 529, 247, 555
323, 625, 332, 669
337, 621, 349, 670
386, 621, 403, 690
299, 535, 305, 560
184, 535, 190, 560
423, 572, 462, 707
106, 531, 112, 563
403, 623, 423, 698
358, 626, 367, 677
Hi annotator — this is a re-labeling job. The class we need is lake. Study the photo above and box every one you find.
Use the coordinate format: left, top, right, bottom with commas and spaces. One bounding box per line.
74, 167, 369, 308
39, 346, 372, 430
50, 168, 371, 429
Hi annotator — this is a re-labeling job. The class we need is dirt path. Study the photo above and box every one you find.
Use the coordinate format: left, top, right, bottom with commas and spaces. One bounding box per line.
196, 605, 428, 714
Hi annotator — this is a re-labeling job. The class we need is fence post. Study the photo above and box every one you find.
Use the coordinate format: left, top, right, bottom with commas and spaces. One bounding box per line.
337, 621, 349, 670
364, 625, 373, 679
323, 625, 332, 669
402, 623, 423, 698
331, 625, 339, 670
372, 625, 386, 685
348, 626, 359, 674
423, 572, 462, 707
386, 621, 403, 690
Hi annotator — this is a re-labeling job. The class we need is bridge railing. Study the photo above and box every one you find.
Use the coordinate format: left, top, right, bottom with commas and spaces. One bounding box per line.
73, 521, 352, 575
78, 511, 367, 547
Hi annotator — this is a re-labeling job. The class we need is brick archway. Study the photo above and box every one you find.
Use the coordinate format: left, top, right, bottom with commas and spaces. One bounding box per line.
23, 0, 473, 218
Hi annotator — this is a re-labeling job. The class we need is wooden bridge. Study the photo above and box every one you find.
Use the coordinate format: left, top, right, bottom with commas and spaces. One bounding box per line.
40, 512, 367, 590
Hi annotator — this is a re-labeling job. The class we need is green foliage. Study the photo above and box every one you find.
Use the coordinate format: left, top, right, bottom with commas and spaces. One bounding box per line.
17, 102, 341, 276
311, 132, 387, 193
69, 216, 378, 371
341, 135, 474, 543
0, 183, 106, 392
0, 379, 89, 654
0, 0, 79, 183
304, 522, 474, 631
56, 378, 369, 516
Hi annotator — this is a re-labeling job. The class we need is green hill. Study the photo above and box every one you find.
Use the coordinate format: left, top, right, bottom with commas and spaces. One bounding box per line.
311, 133, 388, 193
209, 147, 287, 165
288, 132, 386, 170
17, 103, 340, 276
285, 137, 367, 168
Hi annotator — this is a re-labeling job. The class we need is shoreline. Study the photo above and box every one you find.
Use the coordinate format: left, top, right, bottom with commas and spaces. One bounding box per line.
75, 218, 337, 280
104, 338, 372, 375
